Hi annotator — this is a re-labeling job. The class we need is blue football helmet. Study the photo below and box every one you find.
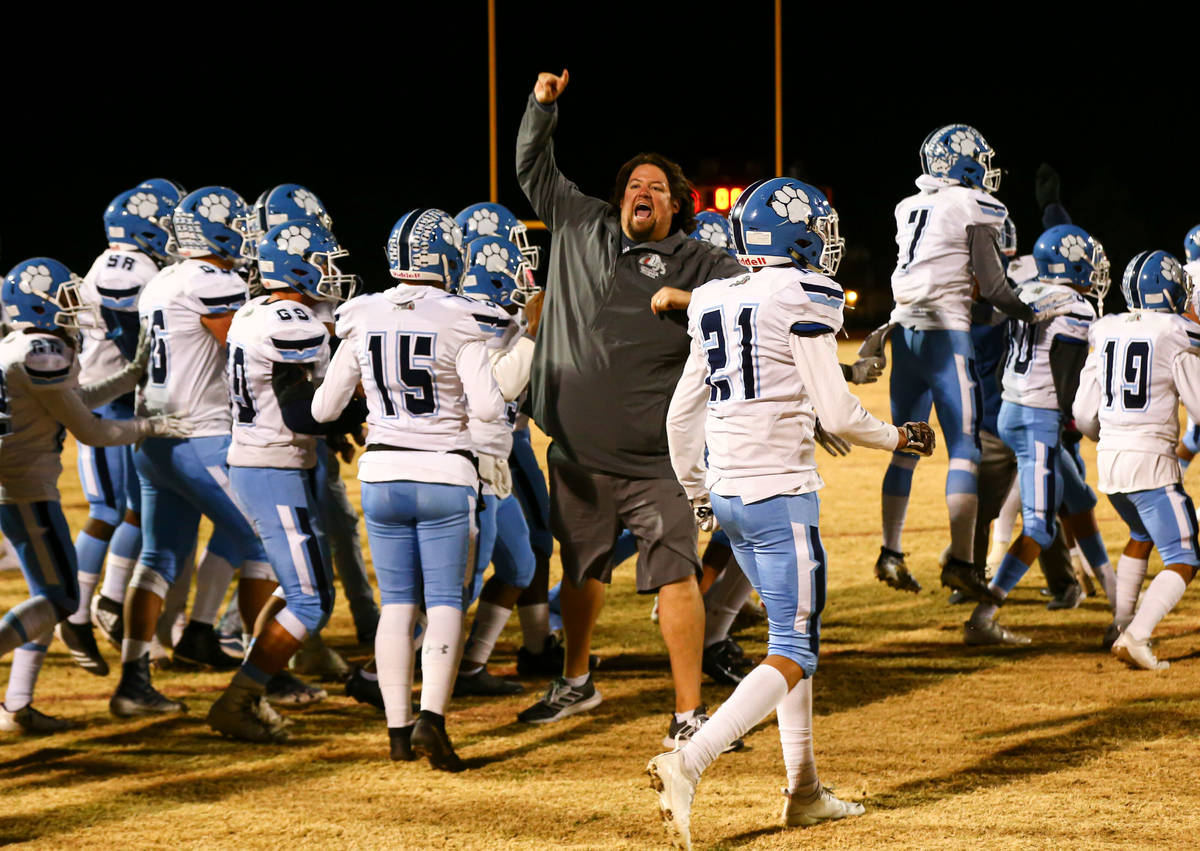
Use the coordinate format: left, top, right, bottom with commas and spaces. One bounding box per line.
920, 124, 1000, 193
456, 202, 540, 270
460, 236, 536, 308
1121, 250, 1190, 313
3, 258, 99, 333
1184, 225, 1200, 263
1033, 224, 1110, 300
1000, 216, 1018, 258
172, 186, 252, 263
137, 178, 187, 259
689, 211, 736, 257
386, 208, 465, 287
247, 184, 334, 259
729, 178, 844, 275
257, 220, 359, 302
104, 187, 176, 264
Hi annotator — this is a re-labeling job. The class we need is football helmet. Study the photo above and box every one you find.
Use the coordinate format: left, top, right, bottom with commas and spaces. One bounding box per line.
689, 211, 736, 256
247, 184, 334, 259
456, 202, 540, 270
137, 178, 187, 259
1000, 216, 1018, 258
104, 187, 176, 264
386, 208, 465, 287
1121, 250, 1190, 313
257, 220, 359, 302
461, 236, 534, 307
1033, 225, 1110, 299
172, 187, 252, 263
920, 124, 1001, 193
1184, 225, 1200, 263
729, 178, 844, 275
2, 258, 100, 333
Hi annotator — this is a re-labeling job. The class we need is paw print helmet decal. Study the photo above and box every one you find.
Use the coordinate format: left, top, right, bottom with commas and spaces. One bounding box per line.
1122, 250, 1190, 314
729, 177, 844, 275
688, 211, 736, 257
387, 208, 465, 288
2, 257, 101, 333
1184, 225, 1200, 263
920, 124, 1001, 193
257, 220, 359, 302
460, 235, 537, 308
172, 186, 252, 263
247, 184, 334, 260
1033, 224, 1110, 303
455, 202, 540, 270
103, 186, 178, 264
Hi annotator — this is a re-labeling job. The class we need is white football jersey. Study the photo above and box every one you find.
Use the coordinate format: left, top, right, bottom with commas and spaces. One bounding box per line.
226, 296, 330, 470
1184, 259, 1200, 290
0, 331, 79, 502
138, 259, 248, 436
1001, 282, 1094, 410
1007, 254, 1037, 285
1077, 311, 1200, 492
78, 248, 159, 389
320, 285, 506, 486
890, 175, 1008, 331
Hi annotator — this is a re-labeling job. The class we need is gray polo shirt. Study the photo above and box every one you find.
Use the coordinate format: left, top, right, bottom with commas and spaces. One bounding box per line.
516, 94, 743, 479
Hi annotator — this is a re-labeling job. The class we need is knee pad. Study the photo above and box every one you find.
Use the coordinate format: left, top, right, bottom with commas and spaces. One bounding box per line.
766, 630, 819, 679
275, 596, 329, 638
129, 562, 171, 599
241, 560, 277, 581
946, 457, 980, 496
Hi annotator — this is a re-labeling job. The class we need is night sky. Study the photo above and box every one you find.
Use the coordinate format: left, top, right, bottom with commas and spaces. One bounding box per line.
2, 9, 1189, 328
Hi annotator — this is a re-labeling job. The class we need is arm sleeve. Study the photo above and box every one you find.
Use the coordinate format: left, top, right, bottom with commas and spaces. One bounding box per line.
457, 340, 506, 424
1049, 336, 1089, 419
311, 336, 361, 423
78, 358, 143, 409
789, 332, 901, 451
1172, 349, 1200, 423
666, 343, 712, 501
273, 363, 366, 435
489, 336, 535, 402
969, 225, 1035, 322
1071, 347, 1102, 440
515, 93, 605, 231
32, 387, 148, 447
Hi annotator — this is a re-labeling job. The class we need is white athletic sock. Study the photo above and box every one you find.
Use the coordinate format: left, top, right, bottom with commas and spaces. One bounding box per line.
420, 606, 464, 716
947, 492, 979, 563
4, 630, 51, 712
777, 675, 819, 802
993, 479, 1021, 550
1114, 555, 1149, 626
679, 664, 788, 782
190, 550, 235, 626
69, 571, 101, 625
0, 597, 58, 658
159, 557, 194, 647
375, 604, 418, 729
1126, 570, 1188, 642
1093, 561, 1117, 607
564, 673, 589, 687
121, 638, 150, 664
703, 565, 752, 648
518, 603, 550, 653
100, 554, 137, 604
462, 602, 512, 668
881, 494, 910, 553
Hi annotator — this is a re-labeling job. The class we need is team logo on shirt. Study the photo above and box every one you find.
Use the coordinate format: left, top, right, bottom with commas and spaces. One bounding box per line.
638, 254, 667, 279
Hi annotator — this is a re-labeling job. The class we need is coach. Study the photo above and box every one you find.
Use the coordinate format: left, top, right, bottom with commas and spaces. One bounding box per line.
515, 69, 743, 736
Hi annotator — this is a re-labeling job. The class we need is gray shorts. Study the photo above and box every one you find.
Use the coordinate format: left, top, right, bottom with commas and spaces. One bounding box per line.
548, 449, 700, 593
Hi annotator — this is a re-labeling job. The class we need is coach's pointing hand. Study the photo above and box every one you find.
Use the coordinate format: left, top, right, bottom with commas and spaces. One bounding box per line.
534, 69, 569, 104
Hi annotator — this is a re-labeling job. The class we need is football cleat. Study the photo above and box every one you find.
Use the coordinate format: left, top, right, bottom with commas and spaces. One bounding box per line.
663, 706, 743, 753
963, 619, 1032, 646
0, 703, 78, 734
517, 675, 602, 724
266, 671, 327, 706
410, 711, 465, 772
207, 690, 289, 744
1101, 620, 1125, 651
782, 785, 866, 827
173, 621, 242, 670
1045, 583, 1083, 611
110, 655, 188, 718
254, 696, 292, 731
701, 637, 752, 686
940, 556, 995, 603
453, 666, 524, 697
345, 666, 384, 711
646, 749, 697, 851
874, 547, 922, 593
290, 637, 350, 682
56, 620, 110, 676
389, 724, 415, 761
1112, 632, 1169, 671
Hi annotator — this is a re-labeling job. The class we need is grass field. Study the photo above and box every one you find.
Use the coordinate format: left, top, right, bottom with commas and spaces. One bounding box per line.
3, 339, 1200, 849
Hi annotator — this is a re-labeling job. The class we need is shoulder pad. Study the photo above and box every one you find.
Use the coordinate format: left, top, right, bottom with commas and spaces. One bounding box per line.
185, 263, 248, 313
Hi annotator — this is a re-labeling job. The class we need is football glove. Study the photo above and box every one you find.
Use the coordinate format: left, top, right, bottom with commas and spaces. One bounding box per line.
479, 454, 514, 500
898, 422, 936, 457
857, 321, 894, 362
814, 418, 851, 456
690, 496, 717, 532
145, 414, 193, 439
1023, 286, 1076, 322
846, 356, 885, 385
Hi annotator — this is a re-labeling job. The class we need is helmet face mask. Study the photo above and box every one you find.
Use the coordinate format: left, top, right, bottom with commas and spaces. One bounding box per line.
730, 178, 845, 276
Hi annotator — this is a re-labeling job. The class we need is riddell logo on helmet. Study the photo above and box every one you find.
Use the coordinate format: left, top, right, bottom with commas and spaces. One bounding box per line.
738, 255, 771, 267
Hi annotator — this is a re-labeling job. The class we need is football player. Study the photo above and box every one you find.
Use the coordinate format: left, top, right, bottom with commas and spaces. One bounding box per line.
0, 258, 186, 733
650, 178, 935, 848
313, 208, 505, 771
1075, 251, 1200, 669
963, 225, 1115, 644
874, 126, 1072, 599
1173, 226, 1200, 473
205, 220, 365, 742
110, 186, 276, 718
